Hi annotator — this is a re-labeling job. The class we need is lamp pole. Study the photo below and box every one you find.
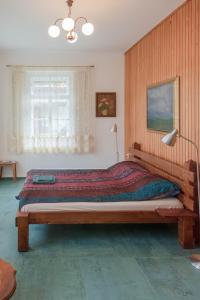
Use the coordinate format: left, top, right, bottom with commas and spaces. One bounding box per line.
115, 130, 119, 163
111, 123, 119, 163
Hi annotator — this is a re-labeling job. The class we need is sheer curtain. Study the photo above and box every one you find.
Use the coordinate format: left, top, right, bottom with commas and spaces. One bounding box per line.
9, 66, 94, 153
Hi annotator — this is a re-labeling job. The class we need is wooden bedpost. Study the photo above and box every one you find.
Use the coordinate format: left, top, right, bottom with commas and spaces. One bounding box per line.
126, 143, 141, 160
178, 215, 196, 248
157, 208, 197, 249
133, 142, 141, 151
184, 160, 199, 246
16, 212, 29, 252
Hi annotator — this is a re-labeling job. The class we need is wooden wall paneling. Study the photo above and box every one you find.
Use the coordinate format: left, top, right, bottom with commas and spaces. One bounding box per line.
181, 3, 186, 165
180, 1, 184, 163
195, 0, 199, 153
198, 0, 200, 154
188, 1, 193, 159
125, 0, 200, 168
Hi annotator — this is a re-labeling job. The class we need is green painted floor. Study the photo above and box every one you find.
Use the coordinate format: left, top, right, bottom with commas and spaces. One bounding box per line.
0, 179, 200, 300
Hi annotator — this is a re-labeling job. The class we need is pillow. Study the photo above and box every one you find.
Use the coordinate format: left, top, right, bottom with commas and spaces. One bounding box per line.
133, 178, 180, 200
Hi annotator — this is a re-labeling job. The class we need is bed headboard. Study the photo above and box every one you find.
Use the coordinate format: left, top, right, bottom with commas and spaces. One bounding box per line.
127, 143, 197, 212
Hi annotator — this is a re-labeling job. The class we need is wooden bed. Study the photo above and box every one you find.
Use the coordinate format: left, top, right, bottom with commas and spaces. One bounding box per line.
16, 143, 199, 252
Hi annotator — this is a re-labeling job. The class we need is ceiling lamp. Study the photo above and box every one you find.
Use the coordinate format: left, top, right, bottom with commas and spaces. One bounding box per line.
48, 0, 94, 43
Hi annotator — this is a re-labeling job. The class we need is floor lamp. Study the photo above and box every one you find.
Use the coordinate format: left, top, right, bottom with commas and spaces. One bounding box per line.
111, 123, 119, 163
161, 129, 200, 269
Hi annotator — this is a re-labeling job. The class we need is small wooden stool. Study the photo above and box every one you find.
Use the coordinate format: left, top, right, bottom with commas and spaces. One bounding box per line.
0, 161, 17, 182
0, 259, 16, 300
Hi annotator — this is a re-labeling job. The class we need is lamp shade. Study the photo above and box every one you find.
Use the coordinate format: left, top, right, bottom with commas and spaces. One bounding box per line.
161, 129, 178, 146
48, 25, 60, 38
66, 31, 78, 43
62, 17, 75, 31
82, 22, 94, 36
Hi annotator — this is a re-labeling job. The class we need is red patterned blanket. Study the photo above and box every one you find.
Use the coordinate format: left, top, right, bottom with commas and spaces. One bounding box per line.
17, 161, 180, 209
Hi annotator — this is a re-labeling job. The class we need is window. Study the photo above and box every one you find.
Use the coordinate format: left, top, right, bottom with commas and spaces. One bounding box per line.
9, 67, 94, 153
30, 75, 71, 138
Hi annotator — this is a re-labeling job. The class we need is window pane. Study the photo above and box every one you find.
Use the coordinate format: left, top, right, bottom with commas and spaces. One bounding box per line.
30, 75, 71, 137
33, 118, 49, 135
31, 78, 70, 97
52, 102, 70, 119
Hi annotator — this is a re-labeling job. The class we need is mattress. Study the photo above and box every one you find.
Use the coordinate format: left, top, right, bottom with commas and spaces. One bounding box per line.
20, 197, 183, 212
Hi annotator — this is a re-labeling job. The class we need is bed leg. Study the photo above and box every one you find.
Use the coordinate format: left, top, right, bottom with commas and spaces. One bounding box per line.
16, 212, 29, 252
194, 218, 200, 245
178, 216, 195, 249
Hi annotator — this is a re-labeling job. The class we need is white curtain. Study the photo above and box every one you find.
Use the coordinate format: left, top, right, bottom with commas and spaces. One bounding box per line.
9, 66, 94, 153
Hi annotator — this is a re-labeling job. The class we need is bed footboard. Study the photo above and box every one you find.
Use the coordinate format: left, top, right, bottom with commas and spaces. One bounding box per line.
16, 212, 29, 252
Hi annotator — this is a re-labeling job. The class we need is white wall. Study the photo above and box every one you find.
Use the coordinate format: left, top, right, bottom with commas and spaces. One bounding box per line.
0, 50, 124, 177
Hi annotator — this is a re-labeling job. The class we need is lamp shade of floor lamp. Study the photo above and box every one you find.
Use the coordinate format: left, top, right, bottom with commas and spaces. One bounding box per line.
161, 129, 200, 269
111, 123, 119, 163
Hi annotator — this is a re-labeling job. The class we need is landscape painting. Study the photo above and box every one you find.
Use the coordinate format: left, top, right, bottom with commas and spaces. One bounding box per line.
147, 78, 179, 132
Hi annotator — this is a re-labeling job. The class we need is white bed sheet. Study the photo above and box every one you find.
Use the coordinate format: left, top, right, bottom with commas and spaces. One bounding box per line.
21, 197, 183, 212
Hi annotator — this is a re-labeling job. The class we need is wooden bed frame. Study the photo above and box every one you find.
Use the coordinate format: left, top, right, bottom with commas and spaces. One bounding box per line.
16, 143, 199, 252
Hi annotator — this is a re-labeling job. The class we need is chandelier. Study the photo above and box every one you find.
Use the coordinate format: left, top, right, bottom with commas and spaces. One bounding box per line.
48, 0, 94, 43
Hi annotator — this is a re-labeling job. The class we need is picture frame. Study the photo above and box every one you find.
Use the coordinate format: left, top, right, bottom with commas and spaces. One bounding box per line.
147, 77, 179, 133
96, 92, 116, 117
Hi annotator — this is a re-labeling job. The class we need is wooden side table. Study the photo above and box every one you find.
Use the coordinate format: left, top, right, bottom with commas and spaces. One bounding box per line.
0, 161, 17, 182
0, 259, 16, 300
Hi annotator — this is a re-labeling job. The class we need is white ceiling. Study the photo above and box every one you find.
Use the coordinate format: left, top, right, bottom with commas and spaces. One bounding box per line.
0, 0, 185, 51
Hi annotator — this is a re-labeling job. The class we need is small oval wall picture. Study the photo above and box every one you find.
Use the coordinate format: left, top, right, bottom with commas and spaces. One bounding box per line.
96, 92, 116, 117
